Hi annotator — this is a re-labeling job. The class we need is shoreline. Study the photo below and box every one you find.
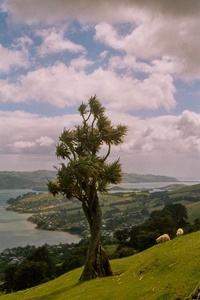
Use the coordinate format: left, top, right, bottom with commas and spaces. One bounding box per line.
0, 190, 82, 251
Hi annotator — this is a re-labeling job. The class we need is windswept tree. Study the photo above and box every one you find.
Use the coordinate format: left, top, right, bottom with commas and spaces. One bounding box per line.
48, 96, 127, 282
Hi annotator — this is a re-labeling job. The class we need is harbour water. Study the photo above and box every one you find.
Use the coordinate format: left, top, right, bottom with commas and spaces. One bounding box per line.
0, 189, 81, 253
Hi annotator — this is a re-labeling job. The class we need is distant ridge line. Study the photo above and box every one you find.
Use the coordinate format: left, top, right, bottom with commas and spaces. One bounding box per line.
0, 170, 178, 189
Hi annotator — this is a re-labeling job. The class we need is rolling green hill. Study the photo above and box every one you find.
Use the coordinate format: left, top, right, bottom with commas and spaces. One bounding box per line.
5, 183, 200, 234
0, 231, 199, 300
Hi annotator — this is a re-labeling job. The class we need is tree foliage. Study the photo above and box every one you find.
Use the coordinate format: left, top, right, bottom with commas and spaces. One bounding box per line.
48, 96, 127, 198
115, 203, 189, 252
3, 245, 56, 292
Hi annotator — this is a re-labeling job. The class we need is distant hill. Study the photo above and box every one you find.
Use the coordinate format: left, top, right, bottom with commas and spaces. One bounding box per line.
0, 170, 56, 190
0, 170, 178, 190
122, 173, 178, 183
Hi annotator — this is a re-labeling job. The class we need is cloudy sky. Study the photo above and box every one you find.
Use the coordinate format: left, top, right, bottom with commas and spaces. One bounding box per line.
0, 0, 200, 180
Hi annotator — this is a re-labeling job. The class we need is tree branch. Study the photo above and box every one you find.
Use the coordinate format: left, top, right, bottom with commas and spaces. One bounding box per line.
102, 143, 111, 162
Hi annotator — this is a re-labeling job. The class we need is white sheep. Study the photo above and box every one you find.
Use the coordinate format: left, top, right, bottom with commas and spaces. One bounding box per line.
176, 228, 184, 236
156, 234, 170, 244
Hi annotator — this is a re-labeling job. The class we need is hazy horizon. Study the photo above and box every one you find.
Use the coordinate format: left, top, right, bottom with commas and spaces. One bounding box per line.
1, 169, 200, 182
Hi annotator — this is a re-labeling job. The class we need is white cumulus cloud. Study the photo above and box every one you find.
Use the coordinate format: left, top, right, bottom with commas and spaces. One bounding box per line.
0, 62, 176, 111
0, 44, 29, 73
36, 27, 86, 56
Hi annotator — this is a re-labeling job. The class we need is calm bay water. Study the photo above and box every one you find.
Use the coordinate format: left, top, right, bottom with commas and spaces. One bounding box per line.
0, 189, 81, 253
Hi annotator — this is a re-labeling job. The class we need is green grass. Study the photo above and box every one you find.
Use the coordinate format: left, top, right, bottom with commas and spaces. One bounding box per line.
169, 183, 200, 194
21, 194, 49, 202
187, 201, 200, 221
1, 231, 200, 300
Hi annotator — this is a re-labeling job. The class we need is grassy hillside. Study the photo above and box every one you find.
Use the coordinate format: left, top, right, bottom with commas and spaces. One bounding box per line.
1, 231, 200, 300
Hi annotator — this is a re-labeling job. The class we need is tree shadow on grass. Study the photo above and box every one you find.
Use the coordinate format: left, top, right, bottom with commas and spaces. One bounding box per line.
27, 282, 81, 300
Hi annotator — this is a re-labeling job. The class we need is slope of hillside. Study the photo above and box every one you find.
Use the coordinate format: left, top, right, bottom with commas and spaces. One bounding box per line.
0, 231, 199, 300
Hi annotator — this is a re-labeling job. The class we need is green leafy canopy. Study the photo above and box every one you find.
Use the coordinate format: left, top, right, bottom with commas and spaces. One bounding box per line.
48, 96, 128, 201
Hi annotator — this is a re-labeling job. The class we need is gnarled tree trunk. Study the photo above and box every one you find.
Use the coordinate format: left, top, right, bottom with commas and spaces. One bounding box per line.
79, 191, 113, 282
